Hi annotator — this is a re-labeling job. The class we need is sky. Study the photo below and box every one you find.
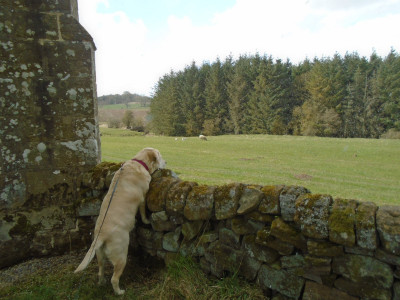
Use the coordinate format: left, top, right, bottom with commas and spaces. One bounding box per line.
78, 0, 400, 97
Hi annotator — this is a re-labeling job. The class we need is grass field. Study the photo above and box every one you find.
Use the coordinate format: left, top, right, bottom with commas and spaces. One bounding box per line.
99, 102, 150, 110
101, 128, 400, 205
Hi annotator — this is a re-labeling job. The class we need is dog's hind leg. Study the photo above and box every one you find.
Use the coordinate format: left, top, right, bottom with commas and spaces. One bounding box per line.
109, 239, 129, 295
96, 247, 106, 285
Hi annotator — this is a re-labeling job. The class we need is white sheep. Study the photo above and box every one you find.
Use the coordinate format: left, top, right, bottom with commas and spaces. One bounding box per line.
199, 134, 207, 141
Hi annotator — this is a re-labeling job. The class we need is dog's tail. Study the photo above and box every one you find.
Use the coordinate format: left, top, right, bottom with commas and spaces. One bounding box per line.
74, 238, 103, 273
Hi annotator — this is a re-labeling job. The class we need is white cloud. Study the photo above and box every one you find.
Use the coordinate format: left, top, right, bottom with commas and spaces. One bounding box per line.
78, 0, 400, 96
79, 0, 151, 96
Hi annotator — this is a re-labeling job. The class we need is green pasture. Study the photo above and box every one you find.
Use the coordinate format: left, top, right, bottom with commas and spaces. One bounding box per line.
100, 128, 400, 205
99, 102, 149, 110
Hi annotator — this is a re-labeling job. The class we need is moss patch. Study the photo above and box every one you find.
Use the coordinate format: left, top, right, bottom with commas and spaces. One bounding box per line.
9, 215, 42, 237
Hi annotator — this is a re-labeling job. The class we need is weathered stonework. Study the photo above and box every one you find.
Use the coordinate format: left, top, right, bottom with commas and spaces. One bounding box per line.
137, 170, 400, 300
0, 0, 100, 268
2, 162, 400, 299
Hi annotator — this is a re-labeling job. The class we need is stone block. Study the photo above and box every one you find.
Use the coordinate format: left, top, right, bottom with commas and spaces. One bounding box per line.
205, 241, 243, 274
294, 194, 332, 239
219, 228, 241, 249
259, 185, 284, 214
242, 235, 279, 264
76, 198, 101, 216
162, 227, 181, 252
355, 201, 377, 250
231, 216, 256, 235
281, 255, 305, 269
166, 181, 197, 216
214, 183, 242, 220
329, 198, 357, 247
150, 211, 176, 232
146, 177, 179, 212
237, 186, 263, 214
184, 185, 215, 220
198, 232, 218, 244
257, 264, 305, 299
303, 281, 358, 300
239, 255, 262, 281
332, 254, 393, 289
334, 278, 392, 300
182, 220, 204, 241
280, 185, 310, 221
376, 205, 400, 255
60, 14, 94, 42
246, 211, 275, 223
256, 227, 294, 255
307, 240, 343, 257
270, 217, 307, 251
375, 248, 400, 266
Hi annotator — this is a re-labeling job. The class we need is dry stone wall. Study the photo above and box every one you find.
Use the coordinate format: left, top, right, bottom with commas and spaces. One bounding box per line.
72, 164, 400, 300
0, 0, 100, 267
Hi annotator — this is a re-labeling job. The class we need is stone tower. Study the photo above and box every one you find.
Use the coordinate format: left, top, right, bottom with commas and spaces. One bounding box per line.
0, 0, 101, 266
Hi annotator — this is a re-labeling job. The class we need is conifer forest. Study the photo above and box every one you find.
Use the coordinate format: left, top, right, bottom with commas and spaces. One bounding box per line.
150, 50, 400, 138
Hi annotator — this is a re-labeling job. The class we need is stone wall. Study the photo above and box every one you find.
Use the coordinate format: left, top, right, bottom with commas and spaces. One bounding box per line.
0, 0, 100, 267
72, 163, 399, 300
2, 160, 400, 298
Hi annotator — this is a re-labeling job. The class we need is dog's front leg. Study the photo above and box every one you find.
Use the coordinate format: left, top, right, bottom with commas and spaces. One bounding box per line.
139, 202, 150, 224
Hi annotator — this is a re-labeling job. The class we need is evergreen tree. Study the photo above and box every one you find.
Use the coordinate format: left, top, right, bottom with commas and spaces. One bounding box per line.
203, 58, 230, 135
227, 55, 252, 134
151, 71, 184, 136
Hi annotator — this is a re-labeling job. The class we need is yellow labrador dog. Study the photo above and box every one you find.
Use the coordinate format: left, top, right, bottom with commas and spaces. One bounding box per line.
75, 148, 166, 295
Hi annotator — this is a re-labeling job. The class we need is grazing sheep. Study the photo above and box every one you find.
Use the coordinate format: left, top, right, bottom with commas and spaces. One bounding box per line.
199, 134, 207, 141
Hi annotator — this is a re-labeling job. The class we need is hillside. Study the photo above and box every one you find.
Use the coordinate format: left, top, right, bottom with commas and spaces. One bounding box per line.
98, 92, 151, 107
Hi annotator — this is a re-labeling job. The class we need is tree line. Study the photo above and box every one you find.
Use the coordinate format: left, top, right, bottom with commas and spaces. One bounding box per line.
99, 91, 151, 107
150, 50, 400, 138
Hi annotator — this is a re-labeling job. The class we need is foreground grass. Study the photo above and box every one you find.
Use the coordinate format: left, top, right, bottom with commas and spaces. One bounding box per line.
101, 128, 400, 205
0, 253, 264, 300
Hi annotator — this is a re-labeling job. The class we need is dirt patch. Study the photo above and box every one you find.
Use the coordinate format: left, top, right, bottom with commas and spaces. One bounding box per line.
293, 173, 313, 181
239, 157, 264, 161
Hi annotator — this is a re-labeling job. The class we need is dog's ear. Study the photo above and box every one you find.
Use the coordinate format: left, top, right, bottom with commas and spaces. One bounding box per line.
147, 150, 157, 163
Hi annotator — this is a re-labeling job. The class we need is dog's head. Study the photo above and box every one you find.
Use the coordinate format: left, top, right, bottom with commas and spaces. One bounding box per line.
134, 148, 166, 174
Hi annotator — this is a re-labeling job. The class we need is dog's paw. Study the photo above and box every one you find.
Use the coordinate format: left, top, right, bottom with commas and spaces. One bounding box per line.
98, 277, 106, 286
142, 218, 150, 225
115, 289, 125, 295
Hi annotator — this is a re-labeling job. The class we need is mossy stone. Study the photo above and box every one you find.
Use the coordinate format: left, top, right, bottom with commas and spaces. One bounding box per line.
270, 217, 307, 251
259, 185, 284, 214
355, 201, 377, 250
237, 186, 263, 215
307, 240, 343, 257
242, 235, 279, 264
280, 185, 310, 221
329, 198, 358, 247
184, 185, 215, 221
376, 205, 400, 255
257, 264, 305, 299
166, 181, 197, 216
303, 281, 358, 300
147, 177, 180, 212
294, 194, 332, 240
214, 183, 243, 220
333, 254, 393, 289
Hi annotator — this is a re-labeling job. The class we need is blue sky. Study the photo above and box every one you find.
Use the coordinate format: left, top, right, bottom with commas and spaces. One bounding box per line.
79, 0, 400, 96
